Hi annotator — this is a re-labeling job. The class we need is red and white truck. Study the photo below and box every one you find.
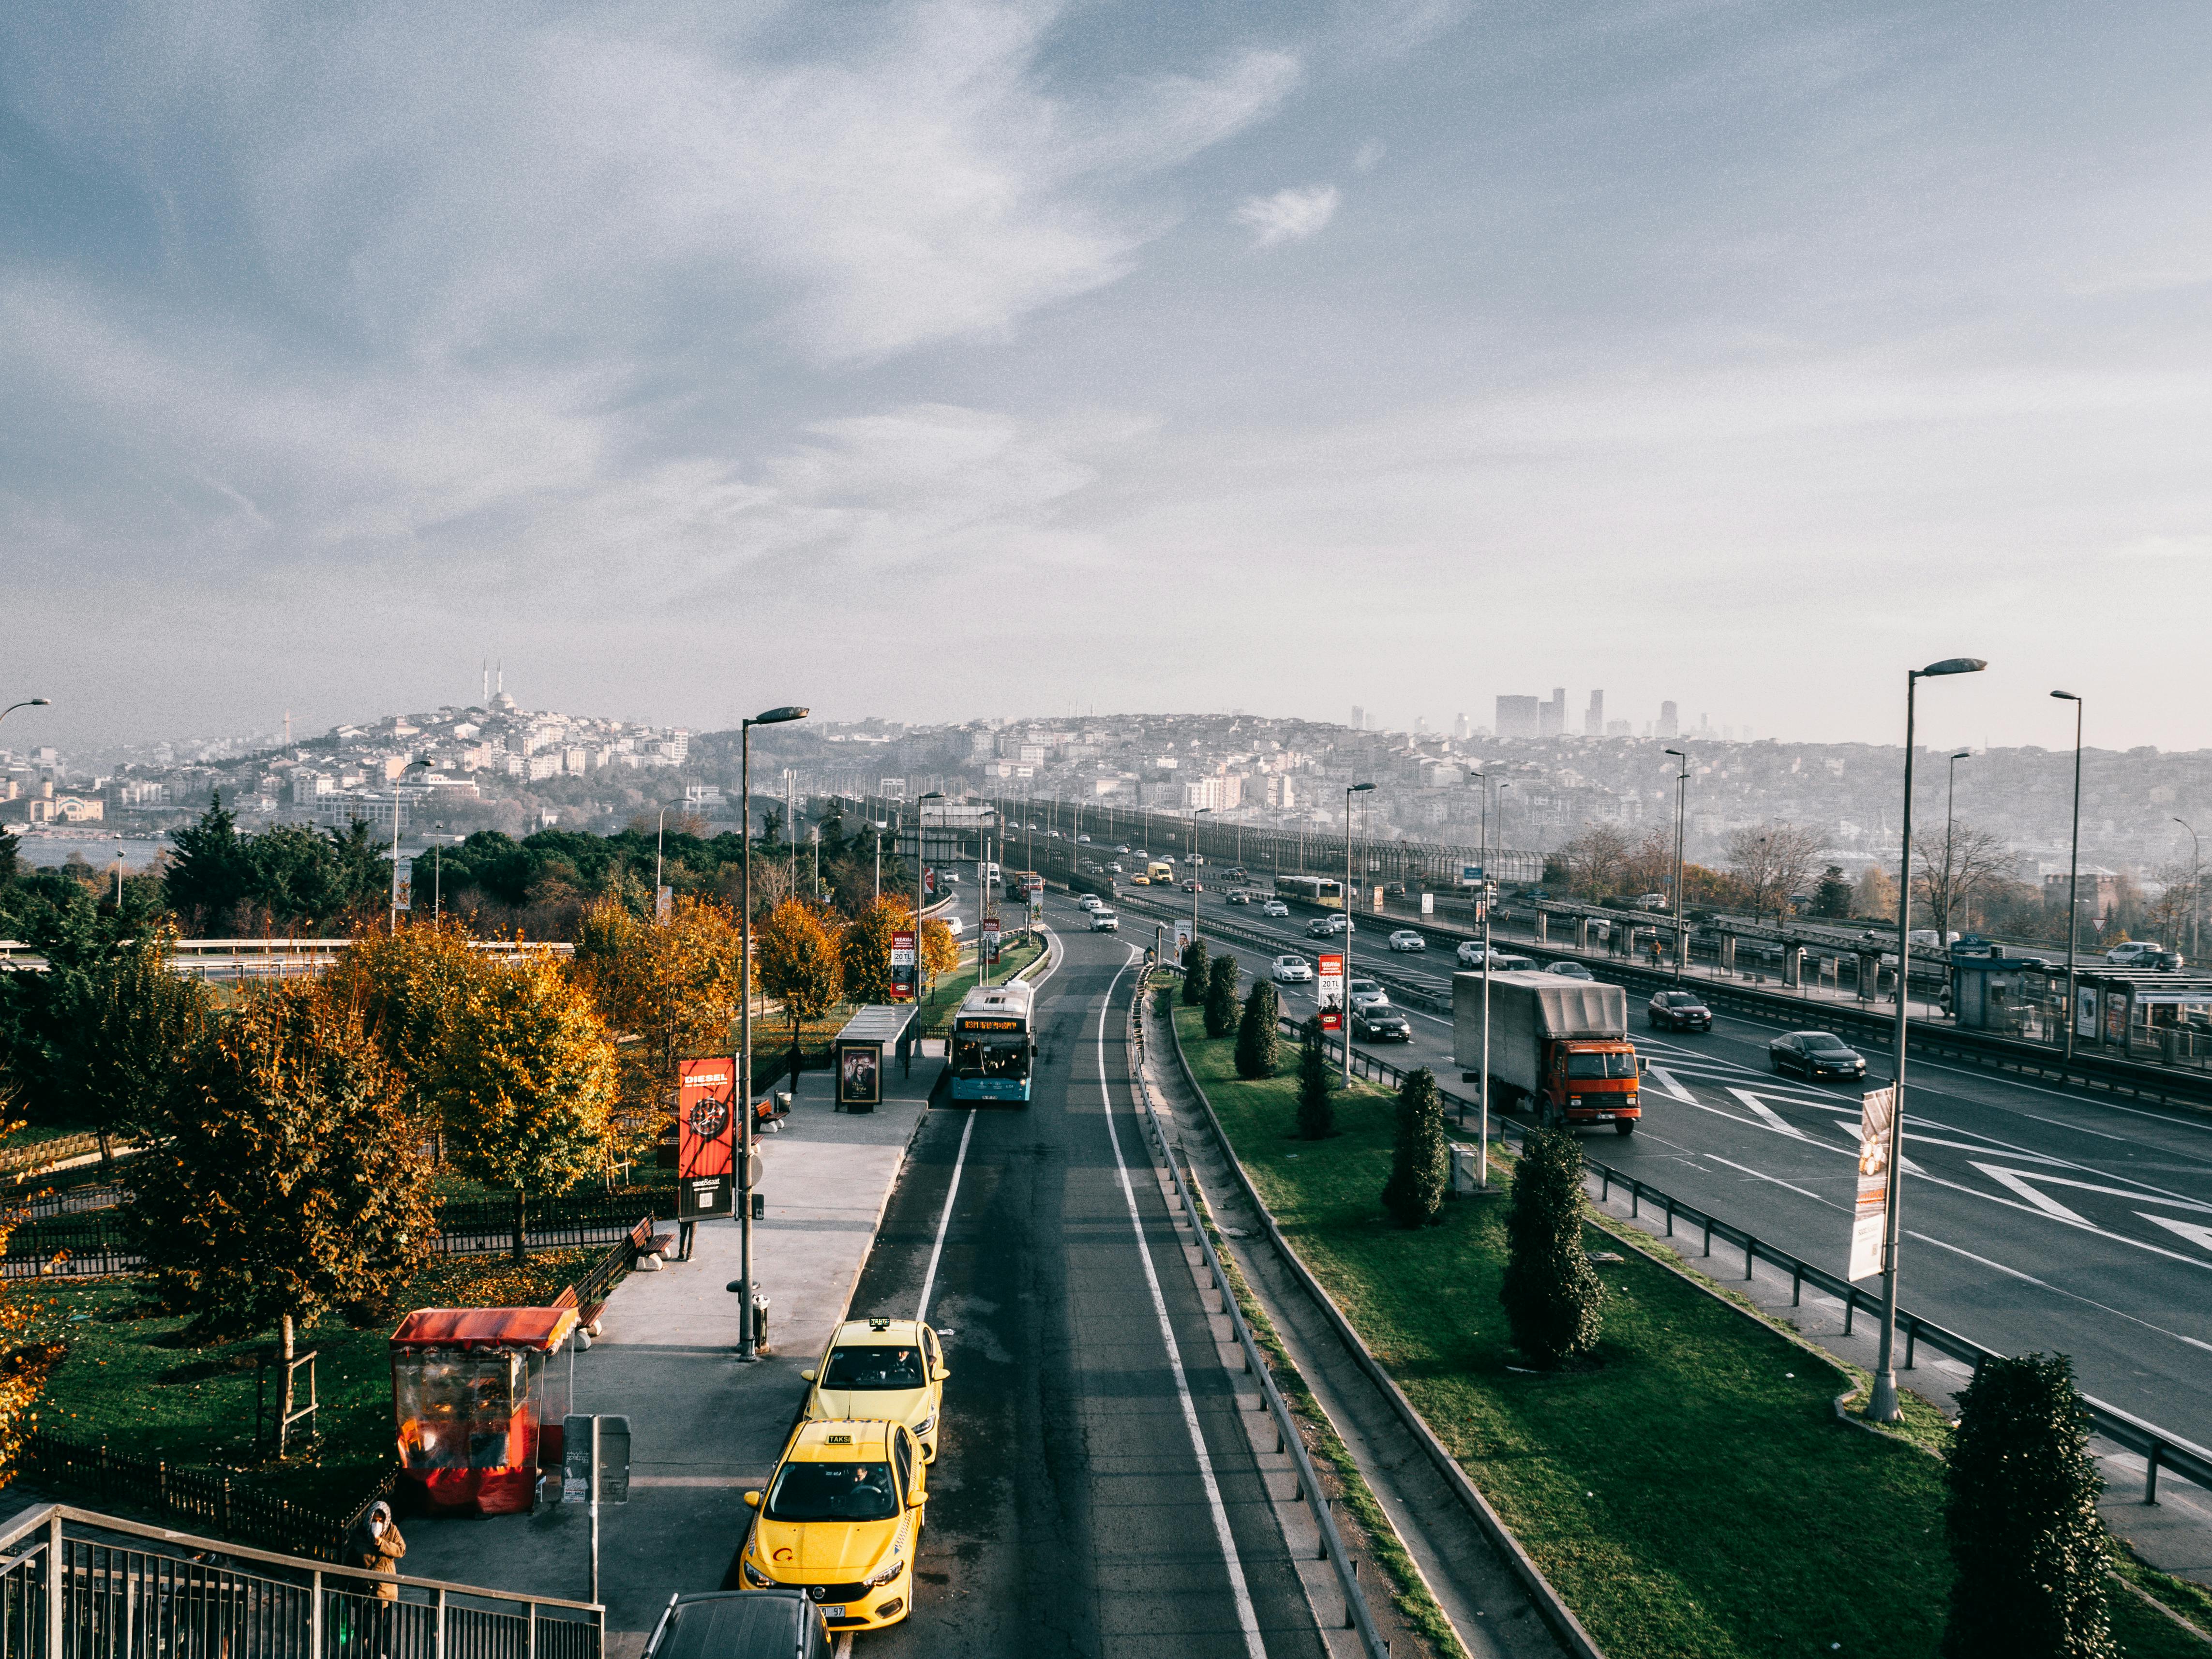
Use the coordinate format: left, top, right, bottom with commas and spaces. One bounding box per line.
1453, 971, 1644, 1135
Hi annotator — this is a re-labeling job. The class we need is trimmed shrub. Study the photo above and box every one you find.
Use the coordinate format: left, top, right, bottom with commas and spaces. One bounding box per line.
1181, 937, 1209, 1007
1296, 1016, 1333, 1140
1942, 1352, 2117, 1659
1499, 1128, 1606, 1366
1234, 980, 1282, 1079
1380, 1067, 1449, 1228
1203, 955, 1241, 1039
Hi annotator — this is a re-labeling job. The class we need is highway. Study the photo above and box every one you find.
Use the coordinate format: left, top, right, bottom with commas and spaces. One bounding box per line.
837, 917, 1326, 1658
1091, 882, 2212, 1453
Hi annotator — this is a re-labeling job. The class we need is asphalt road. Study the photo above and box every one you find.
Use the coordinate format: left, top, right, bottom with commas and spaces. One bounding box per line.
839, 919, 1325, 1659
1093, 884, 2212, 1451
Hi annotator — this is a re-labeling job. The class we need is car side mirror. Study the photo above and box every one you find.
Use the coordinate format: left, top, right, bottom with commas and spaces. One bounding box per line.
800, 1369, 816, 1383
743, 1491, 762, 1509
932, 1364, 949, 1382
1637, 1057, 1649, 1074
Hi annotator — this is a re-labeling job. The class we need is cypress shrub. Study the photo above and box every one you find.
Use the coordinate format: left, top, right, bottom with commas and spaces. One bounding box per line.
1942, 1352, 2118, 1659
1296, 1016, 1333, 1140
1499, 1128, 1606, 1366
1203, 954, 1241, 1039
1380, 1067, 1449, 1228
1234, 980, 1282, 1079
1181, 937, 1209, 1007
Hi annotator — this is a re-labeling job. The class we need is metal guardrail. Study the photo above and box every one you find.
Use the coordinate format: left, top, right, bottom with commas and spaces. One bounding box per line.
0, 1503, 601, 1659
1126, 968, 1390, 1659
1282, 1022, 2212, 1507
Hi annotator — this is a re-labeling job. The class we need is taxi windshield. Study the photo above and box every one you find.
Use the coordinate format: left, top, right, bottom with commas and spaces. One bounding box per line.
765, 1460, 898, 1523
1566, 1052, 1637, 1080
823, 1346, 926, 1389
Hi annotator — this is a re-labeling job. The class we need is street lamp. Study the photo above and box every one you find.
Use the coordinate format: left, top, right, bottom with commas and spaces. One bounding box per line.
738, 704, 809, 1364
1869, 655, 1985, 1425
0, 698, 51, 728
1191, 806, 1213, 944
1665, 749, 1689, 982
2175, 818, 2201, 963
433, 822, 446, 921
2052, 691, 2084, 1063
1467, 771, 1510, 1190
915, 793, 945, 1001
389, 758, 431, 929
1342, 784, 1375, 1086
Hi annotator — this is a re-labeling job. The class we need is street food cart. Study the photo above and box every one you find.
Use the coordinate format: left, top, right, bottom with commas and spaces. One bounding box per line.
390, 1306, 578, 1516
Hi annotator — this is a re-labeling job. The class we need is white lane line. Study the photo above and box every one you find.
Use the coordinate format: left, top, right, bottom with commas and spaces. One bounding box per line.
1727, 1088, 1807, 1140
1908, 1230, 2212, 1355
1705, 1155, 1847, 1210
1095, 948, 1268, 1659
915, 1111, 977, 1326
1648, 1065, 1698, 1104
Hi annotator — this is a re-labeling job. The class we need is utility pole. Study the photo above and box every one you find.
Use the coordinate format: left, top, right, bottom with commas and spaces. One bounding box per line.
1665, 750, 1689, 981
2176, 818, 2202, 963
2054, 691, 2084, 1061
1342, 783, 1375, 1087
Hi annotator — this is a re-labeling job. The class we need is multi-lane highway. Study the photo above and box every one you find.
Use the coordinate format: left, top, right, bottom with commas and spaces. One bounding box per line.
1099, 882, 2212, 1451
836, 918, 1327, 1657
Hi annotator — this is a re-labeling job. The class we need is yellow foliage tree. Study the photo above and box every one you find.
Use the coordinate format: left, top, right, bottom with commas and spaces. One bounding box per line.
0, 1090, 54, 1479
440, 954, 620, 1258
325, 918, 491, 1124
840, 897, 912, 1004
919, 916, 958, 983
755, 900, 845, 1058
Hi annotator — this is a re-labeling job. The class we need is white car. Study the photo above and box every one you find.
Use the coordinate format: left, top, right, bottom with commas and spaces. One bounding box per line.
1115, 845, 1131, 854
1348, 977, 1389, 1012
1077, 834, 1093, 843
1078, 894, 1103, 912
2104, 941, 2164, 967
941, 914, 964, 936
1091, 909, 1120, 932
1272, 955, 1314, 983
1387, 929, 1427, 953
1262, 899, 1289, 917
1455, 941, 1490, 967
1543, 961, 1595, 981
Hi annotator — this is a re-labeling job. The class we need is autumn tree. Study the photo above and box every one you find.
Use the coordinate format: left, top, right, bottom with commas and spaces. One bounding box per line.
1856, 863, 1898, 920
440, 955, 620, 1258
917, 916, 959, 990
326, 919, 490, 1127
755, 899, 845, 1062
840, 897, 918, 1004
1618, 827, 1679, 902
127, 982, 436, 1448
1555, 822, 1631, 899
1380, 1067, 1448, 1228
1725, 823, 1822, 920
1912, 823, 2012, 942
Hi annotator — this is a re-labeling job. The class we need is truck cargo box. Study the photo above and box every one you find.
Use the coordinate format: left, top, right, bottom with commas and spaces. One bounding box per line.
1452, 971, 1629, 1098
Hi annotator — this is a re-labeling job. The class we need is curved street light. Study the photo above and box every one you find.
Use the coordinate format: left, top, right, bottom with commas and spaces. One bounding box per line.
0, 698, 52, 728
1341, 784, 1375, 1087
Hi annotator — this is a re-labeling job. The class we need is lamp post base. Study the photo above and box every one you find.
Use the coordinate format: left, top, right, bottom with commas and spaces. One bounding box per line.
1868, 1371, 1900, 1422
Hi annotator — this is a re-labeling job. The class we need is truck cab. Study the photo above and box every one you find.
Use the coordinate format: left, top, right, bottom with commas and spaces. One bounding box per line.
1549, 1042, 1642, 1132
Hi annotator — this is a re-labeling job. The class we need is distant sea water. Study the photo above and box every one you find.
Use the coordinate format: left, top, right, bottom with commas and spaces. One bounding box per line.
11, 830, 167, 871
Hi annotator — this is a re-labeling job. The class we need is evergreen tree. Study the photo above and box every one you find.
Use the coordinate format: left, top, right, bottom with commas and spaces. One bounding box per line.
164, 792, 254, 932
1234, 980, 1281, 1079
1812, 865, 1855, 919
1180, 936, 1209, 1006
1203, 954, 1240, 1038
1296, 1015, 1333, 1140
1499, 1128, 1607, 1366
1942, 1353, 2118, 1659
1380, 1066, 1449, 1227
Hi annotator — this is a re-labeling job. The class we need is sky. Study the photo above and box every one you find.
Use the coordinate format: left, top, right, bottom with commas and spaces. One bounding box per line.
4, 0, 2210, 756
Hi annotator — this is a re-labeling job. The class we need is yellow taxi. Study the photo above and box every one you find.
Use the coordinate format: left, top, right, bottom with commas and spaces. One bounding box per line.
741, 1420, 926, 1632
799, 1317, 948, 1462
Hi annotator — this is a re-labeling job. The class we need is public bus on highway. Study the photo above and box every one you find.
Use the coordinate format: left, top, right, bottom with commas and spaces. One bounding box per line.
948, 980, 1036, 1105
1270, 874, 1345, 910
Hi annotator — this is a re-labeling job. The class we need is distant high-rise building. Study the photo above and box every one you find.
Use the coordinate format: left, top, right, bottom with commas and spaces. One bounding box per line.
1606, 719, 1631, 737
1351, 704, 1363, 731
1453, 712, 1471, 741
1584, 690, 1604, 736
1658, 701, 1679, 739
1496, 695, 1540, 740
1415, 715, 1429, 735
1538, 688, 1567, 739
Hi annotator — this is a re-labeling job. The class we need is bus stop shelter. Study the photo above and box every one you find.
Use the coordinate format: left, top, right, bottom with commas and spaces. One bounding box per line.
834, 1005, 916, 1112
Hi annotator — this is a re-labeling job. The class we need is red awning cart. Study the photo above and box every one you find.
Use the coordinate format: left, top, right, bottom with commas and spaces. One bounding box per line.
389, 1306, 579, 1516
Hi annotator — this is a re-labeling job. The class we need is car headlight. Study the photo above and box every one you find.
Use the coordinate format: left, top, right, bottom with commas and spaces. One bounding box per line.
912, 1409, 937, 1437
866, 1554, 906, 1589
742, 1557, 777, 1589
1569, 1096, 1582, 1106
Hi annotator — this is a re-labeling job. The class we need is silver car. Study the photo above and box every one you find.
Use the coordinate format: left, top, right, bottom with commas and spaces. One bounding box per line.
1272, 955, 1314, 983
1387, 929, 1427, 953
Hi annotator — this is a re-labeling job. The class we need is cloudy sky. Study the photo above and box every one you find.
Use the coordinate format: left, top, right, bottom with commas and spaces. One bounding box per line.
5, 0, 2210, 754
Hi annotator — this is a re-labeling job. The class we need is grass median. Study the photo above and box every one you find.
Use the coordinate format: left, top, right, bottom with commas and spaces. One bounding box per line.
1171, 1004, 2210, 1659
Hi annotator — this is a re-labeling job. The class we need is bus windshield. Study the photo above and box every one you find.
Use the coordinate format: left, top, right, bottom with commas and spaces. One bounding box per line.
952, 1032, 1031, 1081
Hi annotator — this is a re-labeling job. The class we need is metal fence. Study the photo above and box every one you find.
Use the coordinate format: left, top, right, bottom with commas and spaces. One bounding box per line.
1126, 969, 1390, 1659
1281, 1018, 2212, 1508
0, 1504, 600, 1659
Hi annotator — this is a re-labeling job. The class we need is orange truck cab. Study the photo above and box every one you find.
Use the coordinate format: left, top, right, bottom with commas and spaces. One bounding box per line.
1453, 972, 1644, 1136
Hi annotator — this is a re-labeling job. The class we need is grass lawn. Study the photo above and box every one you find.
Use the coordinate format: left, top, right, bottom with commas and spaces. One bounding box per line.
1171, 1004, 2210, 1659
32, 1251, 599, 1514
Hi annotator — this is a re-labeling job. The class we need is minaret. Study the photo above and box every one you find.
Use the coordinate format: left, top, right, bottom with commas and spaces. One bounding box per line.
482, 662, 489, 705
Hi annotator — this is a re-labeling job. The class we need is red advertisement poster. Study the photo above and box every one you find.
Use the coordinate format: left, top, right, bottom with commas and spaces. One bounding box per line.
891, 930, 917, 1001
676, 1057, 736, 1181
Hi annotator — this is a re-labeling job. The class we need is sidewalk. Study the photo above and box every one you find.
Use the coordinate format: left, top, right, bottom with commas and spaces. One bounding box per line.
397, 1054, 935, 1656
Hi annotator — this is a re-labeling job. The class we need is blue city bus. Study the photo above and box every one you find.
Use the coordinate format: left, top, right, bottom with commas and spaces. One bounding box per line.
948, 981, 1036, 1105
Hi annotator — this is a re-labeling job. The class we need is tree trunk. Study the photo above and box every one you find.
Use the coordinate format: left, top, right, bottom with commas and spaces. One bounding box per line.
278, 1312, 296, 1457
511, 1186, 527, 1261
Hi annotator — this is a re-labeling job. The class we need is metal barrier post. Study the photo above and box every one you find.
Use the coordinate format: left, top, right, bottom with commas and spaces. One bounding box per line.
45, 1513, 61, 1659
311, 1570, 323, 1659
1904, 1319, 1917, 1370
1745, 1236, 1756, 1280
1704, 1216, 1712, 1257
2145, 1445, 2162, 1505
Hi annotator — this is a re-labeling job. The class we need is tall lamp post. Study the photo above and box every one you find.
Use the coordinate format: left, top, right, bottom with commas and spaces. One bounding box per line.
1342, 783, 1375, 1086
2176, 818, 2202, 964
1869, 656, 1985, 1424
389, 758, 430, 930
433, 822, 446, 921
1665, 749, 1689, 981
2053, 691, 2084, 1061
1940, 750, 1971, 942
1467, 772, 1509, 1189
738, 705, 809, 1363
1191, 806, 1213, 943
915, 793, 945, 1000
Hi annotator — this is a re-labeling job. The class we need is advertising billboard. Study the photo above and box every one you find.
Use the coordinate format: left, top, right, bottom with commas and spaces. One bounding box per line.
1317, 952, 1345, 1031
676, 1057, 736, 1220
1847, 1086, 1894, 1281
891, 930, 917, 1001
983, 914, 1001, 964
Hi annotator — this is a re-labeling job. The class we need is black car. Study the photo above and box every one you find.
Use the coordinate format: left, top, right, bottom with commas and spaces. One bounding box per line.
1647, 990, 1712, 1031
645, 1591, 832, 1659
1352, 1006, 1413, 1042
1769, 1031, 1867, 1080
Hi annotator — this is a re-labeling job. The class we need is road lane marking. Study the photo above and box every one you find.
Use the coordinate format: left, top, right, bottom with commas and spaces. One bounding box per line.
1096, 948, 1267, 1659
915, 1111, 976, 1326
2140, 1214, 2212, 1257
1727, 1089, 1808, 1140
1908, 1231, 2212, 1355
1648, 1065, 1698, 1103
1704, 1155, 1846, 1210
